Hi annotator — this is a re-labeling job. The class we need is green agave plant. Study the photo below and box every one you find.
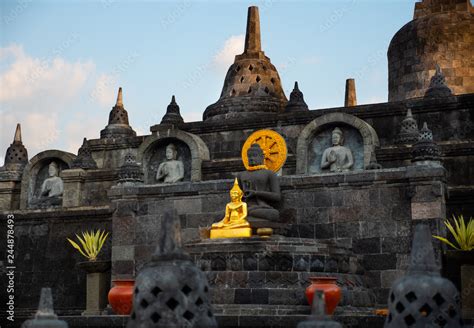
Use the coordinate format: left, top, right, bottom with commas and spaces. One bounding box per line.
433, 215, 474, 251
67, 229, 109, 261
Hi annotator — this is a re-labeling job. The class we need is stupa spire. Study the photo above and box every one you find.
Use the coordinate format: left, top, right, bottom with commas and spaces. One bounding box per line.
116, 87, 123, 107
244, 6, 262, 54
14, 123, 22, 142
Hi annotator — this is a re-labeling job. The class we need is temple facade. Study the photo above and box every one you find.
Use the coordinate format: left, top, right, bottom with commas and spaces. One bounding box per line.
0, 1, 473, 327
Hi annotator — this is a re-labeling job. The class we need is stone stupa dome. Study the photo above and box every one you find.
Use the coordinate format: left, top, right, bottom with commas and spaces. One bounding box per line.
388, 0, 474, 102
203, 6, 287, 121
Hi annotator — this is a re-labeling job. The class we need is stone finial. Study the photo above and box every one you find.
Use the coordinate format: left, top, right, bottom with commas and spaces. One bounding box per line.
414, 0, 472, 19
284, 81, 309, 112
14, 123, 22, 142
244, 6, 261, 54
385, 224, 463, 327
412, 122, 441, 164
2, 123, 28, 171
127, 210, 217, 328
117, 153, 143, 185
344, 78, 357, 107
396, 107, 419, 144
161, 95, 184, 125
100, 87, 136, 139
116, 87, 123, 107
71, 138, 98, 170
296, 291, 342, 328
424, 64, 453, 98
21, 288, 68, 328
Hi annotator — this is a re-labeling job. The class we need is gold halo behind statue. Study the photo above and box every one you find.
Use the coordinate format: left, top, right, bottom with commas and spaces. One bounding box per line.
241, 129, 287, 172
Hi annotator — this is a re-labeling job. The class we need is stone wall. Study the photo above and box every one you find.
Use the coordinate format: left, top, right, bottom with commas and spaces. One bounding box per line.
110, 165, 447, 305
0, 207, 113, 320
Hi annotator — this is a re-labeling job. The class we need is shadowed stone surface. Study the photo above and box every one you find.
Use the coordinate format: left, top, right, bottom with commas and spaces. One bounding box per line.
388, 0, 474, 101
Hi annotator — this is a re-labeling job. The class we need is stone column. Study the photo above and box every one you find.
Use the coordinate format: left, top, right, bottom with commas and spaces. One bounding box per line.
461, 265, 474, 320
344, 78, 357, 107
61, 169, 86, 208
0, 173, 22, 210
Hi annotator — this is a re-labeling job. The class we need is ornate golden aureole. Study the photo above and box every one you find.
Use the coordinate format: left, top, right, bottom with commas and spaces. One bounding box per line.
210, 178, 252, 239
241, 129, 287, 172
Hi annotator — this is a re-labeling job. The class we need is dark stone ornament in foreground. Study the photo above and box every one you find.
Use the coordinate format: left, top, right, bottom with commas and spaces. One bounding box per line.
127, 210, 217, 328
21, 288, 68, 328
384, 224, 462, 328
297, 290, 342, 328
411, 122, 441, 164
118, 153, 144, 185
284, 81, 309, 112
424, 64, 453, 99
396, 108, 419, 145
161, 95, 184, 125
71, 138, 98, 169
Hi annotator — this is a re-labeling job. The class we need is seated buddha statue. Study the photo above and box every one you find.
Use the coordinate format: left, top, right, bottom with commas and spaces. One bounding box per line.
31, 161, 64, 208
320, 127, 354, 173
237, 143, 281, 226
210, 178, 251, 238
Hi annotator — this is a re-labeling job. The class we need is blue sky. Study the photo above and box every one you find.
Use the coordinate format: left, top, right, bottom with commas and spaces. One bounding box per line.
0, 0, 416, 163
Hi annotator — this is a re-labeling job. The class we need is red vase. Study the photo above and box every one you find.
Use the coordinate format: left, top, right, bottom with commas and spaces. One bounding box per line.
108, 279, 134, 315
305, 277, 341, 315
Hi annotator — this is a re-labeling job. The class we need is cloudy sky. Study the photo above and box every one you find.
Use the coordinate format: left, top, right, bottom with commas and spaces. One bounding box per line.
0, 0, 415, 164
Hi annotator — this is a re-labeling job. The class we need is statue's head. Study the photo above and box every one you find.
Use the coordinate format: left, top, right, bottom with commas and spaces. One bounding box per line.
48, 162, 59, 177
331, 127, 344, 146
229, 178, 243, 202
165, 143, 177, 160
247, 143, 264, 167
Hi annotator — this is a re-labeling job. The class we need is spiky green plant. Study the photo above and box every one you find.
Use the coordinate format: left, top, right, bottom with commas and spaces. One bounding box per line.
67, 229, 109, 261
433, 215, 474, 251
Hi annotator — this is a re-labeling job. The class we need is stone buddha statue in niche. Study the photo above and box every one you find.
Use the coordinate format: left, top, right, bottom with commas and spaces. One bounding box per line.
321, 127, 354, 173
238, 144, 281, 226
33, 161, 64, 207
156, 143, 184, 183
211, 178, 250, 231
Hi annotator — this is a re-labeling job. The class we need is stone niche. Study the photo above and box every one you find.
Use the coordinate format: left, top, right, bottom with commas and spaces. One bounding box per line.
296, 113, 379, 174
138, 127, 210, 184
20, 150, 76, 209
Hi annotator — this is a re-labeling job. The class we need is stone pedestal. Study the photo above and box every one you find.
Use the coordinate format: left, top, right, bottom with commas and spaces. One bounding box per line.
77, 261, 111, 316
462, 265, 474, 320
210, 227, 252, 239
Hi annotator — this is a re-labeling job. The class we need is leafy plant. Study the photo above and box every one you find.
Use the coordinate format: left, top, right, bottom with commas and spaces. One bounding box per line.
67, 229, 109, 261
433, 215, 474, 251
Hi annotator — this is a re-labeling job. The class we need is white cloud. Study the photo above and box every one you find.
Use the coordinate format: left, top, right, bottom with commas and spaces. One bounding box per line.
212, 34, 244, 72
89, 73, 118, 108
0, 44, 109, 163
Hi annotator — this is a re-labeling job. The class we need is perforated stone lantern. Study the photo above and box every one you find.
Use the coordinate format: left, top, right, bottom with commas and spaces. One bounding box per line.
385, 224, 463, 327
127, 210, 217, 328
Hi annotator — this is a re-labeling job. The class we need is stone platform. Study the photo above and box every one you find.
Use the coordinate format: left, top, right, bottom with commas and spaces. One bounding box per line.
184, 236, 376, 313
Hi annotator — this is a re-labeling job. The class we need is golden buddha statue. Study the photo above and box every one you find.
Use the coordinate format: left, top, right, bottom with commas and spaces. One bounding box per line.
210, 178, 252, 239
